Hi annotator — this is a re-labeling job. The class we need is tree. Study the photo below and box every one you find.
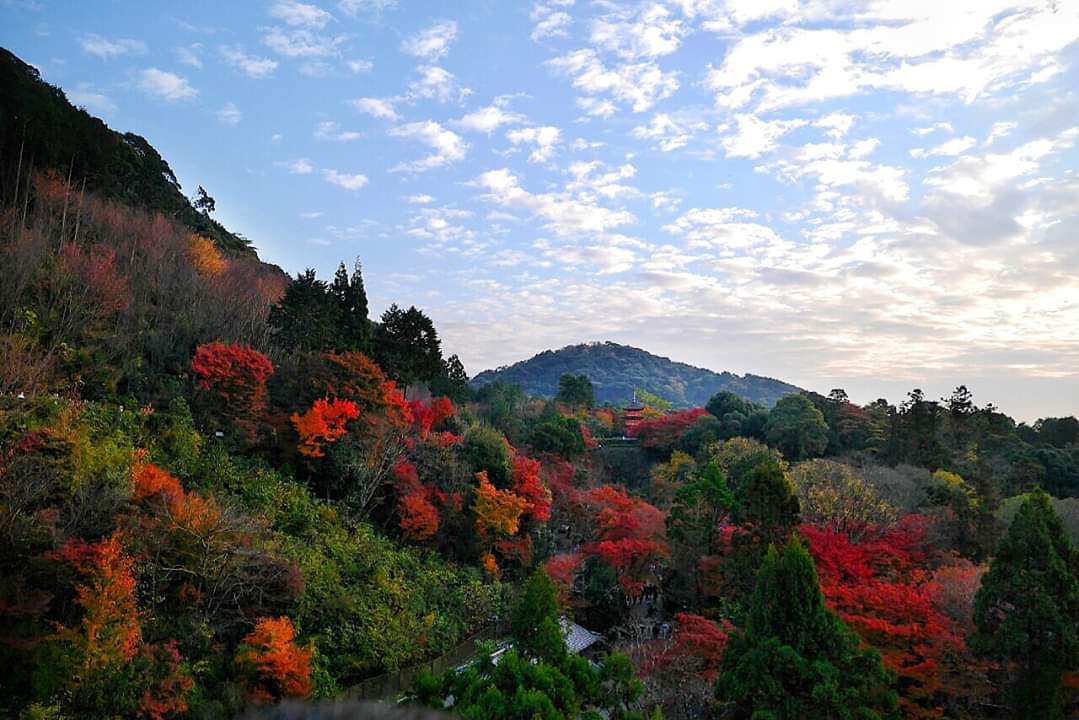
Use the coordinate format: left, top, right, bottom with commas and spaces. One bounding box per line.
330, 259, 372, 353
430, 353, 471, 403
972, 489, 1079, 719
789, 459, 897, 539
764, 394, 828, 461
464, 425, 514, 488
716, 537, 898, 720
193, 185, 215, 215
268, 269, 338, 354
512, 569, 566, 664
191, 342, 274, 423
474, 471, 527, 539
235, 616, 313, 705
557, 373, 595, 409
290, 398, 360, 458
374, 304, 443, 387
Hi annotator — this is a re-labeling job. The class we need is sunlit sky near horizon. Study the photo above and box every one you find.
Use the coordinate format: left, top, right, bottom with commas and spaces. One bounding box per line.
3, 0, 1078, 422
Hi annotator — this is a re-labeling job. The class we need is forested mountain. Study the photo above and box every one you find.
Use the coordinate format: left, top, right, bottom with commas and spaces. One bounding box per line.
471, 341, 803, 407
0, 47, 253, 255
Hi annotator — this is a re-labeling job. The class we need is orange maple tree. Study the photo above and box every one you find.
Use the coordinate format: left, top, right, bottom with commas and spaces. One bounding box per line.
473, 470, 527, 538
290, 397, 361, 457
49, 534, 142, 674
399, 490, 440, 541
235, 616, 313, 704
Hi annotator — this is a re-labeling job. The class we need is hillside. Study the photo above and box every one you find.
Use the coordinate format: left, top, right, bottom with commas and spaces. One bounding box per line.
470, 341, 804, 406
0, 47, 253, 255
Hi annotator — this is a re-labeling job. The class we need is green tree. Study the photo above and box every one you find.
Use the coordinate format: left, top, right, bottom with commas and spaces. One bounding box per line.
374, 304, 444, 386
972, 488, 1079, 719
735, 458, 800, 547
716, 537, 898, 720
764, 394, 829, 461
512, 569, 566, 665
330, 259, 371, 353
463, 425, 513, 488
268, 269, 338, 354
431, 354, 472, 403
556, 374, 595, 409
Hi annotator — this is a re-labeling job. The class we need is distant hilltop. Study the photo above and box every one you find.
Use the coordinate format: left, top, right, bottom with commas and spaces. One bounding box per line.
470, 341, 804, 407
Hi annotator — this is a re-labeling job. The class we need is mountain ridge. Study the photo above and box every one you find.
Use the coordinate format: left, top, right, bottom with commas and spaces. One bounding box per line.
470, 341, 804, 407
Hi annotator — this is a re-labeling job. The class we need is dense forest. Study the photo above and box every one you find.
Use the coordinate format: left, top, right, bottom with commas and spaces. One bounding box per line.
3, 44, 1079, 720
471, 342, 802, 408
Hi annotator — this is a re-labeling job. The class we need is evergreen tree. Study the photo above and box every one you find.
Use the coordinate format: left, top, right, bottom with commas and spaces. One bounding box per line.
430, 353, 472, 403
556, 373, 595, 409
330, 259, 372, 353
734, 458, 800, 547
374, 304, 444, 386
972, 488, 1079, 719
764, 393, 829, 461
268, 269, 337, 353
716, 537, 898, 720
512, 569, 566, 664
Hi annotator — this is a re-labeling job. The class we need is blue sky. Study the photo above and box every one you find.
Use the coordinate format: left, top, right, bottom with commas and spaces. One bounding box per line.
3, 0, 1079, 421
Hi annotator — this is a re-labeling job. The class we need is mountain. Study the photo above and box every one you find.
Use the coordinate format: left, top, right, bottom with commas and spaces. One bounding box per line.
470, 341, 804, 407
0, 47, 253, 255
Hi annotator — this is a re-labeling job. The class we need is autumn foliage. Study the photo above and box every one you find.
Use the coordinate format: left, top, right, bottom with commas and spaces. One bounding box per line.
630, 408, 708, 450
291, 397, 361, 457
235, 616, 313, 704
474, 471, 527, 538
50, 534, 142, 674
192, 342, 274, 418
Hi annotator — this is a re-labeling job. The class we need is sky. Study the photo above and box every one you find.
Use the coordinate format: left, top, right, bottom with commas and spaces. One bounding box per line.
2, 0, 1079, 422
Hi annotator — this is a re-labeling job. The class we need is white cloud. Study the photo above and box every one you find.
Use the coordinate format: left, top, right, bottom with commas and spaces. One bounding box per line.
314, 120, 362, 141
703, 3, 1079, 113
67, 86, 117, 115
985, 121, 1018, 146
269, 0, 333, 29
474, 168, 635, 237
506, 126, 561, 163
531, 3, 573, 42
175, 44, 202, 68
631, 112, 707, 151
455, 103, 526, 134
549, 49, 678, 113
407, 65, 469, 103
346, 58, 373, 73
216, 102, 242, 125
813, 112, 854, 139
401, 19, 458, 61
300, 211, 324, 219
262, 27, 346, 58
220, 46, 278, 78
390, 121, 468, 172
338, 0, 397, 16
910, 136, 976, 159
720, 114, 807, 158
350, 96, 398, 120
282, 158, 315, 174
80, 33, 145, 58
407, 194, 435, 204
924, 128, 1079, 201
590, 4, 685, 60
137, 68, 197, 101
322, 168, 369, 190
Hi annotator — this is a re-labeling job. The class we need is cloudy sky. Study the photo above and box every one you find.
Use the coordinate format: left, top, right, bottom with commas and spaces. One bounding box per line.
3, 0, 1079, 421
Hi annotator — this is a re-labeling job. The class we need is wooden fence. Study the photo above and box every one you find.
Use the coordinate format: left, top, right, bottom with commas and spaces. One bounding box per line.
343, 625, 500, 702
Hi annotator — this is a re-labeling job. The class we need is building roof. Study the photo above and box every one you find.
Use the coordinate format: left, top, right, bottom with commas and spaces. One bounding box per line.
560, 617, 604, 654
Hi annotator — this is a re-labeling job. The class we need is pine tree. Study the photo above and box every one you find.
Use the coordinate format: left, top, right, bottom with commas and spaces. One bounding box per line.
971, 488, 1079, 720
716, 536, 898, 720
330, 259, 372, 353
512, 568, 566, 664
